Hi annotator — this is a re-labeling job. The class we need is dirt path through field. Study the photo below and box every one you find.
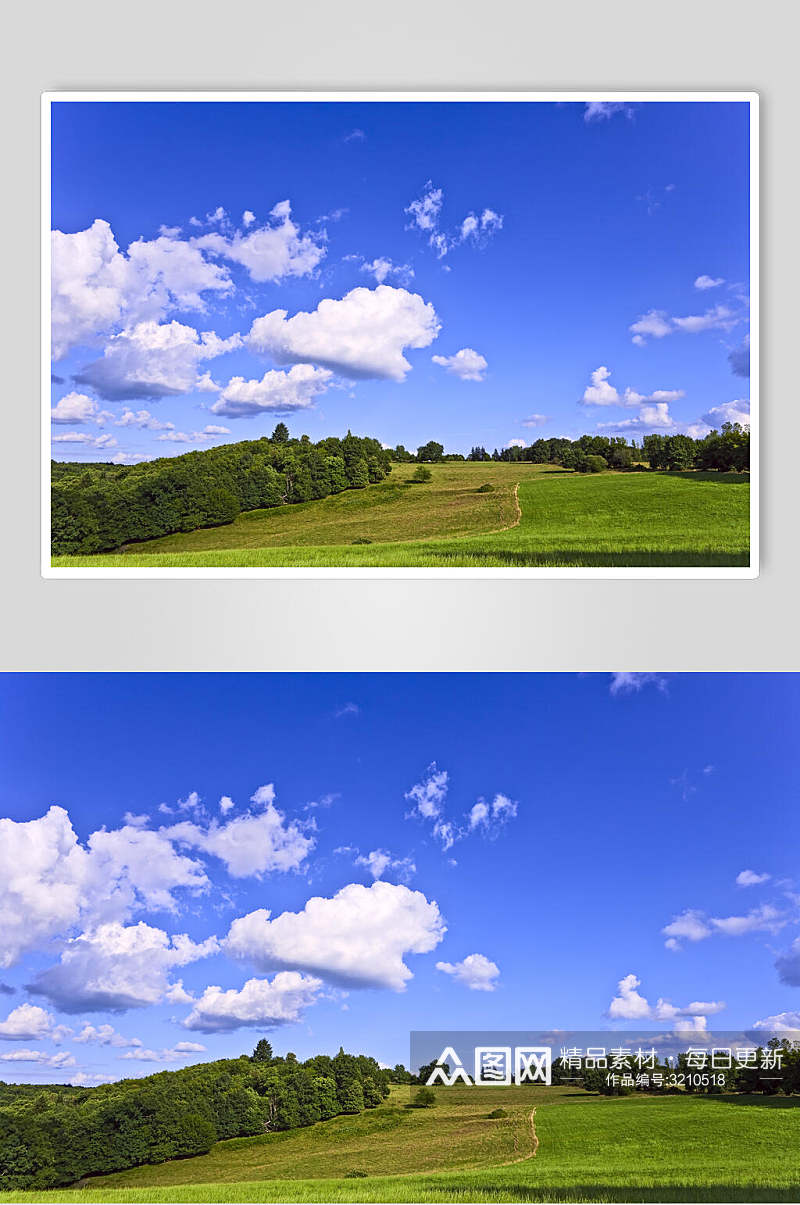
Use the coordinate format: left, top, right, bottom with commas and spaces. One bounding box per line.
501, 1106, 539, 1166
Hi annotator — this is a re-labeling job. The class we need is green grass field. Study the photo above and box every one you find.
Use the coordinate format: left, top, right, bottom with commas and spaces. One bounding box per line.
3, 1085, 798, 1203
51, 465, 750, 569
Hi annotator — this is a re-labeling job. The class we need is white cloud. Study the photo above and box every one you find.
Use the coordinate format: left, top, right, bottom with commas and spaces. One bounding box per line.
74, 320, 242, 401
631, 304, 740, 345
736, 869, 771, 887
29, 921, 219, 1013
242, 211, 256, 227
115, 409, 175, 431
607, 973, 724, 1026
219, 796, 235, 815
597, 403, 676, 433
695, 275, 725, 290
521, 414, 548, 428
193, 202, 326, 283
582, 366, 619, 405
609, 673, 667, 696
74, 1023, 142, 1048
467, 793, 518, 834
51, 219, 233, 359
700, 400, 750, 430
156, 426, 231, 444
0, 1003, 70, 1043
211, 364, 333, 418
165, 789, 314, 878
663, 903, 786, 951
0, 1049, 76, 1068
360, 257, 414, 285
752, 1010, 800, 1037
505, 439, 526, 449
119, 1044, 206, 1062
353, 849, 416, 882
405, 183, 503, 258
0, 807, 200, 969
51, 392, 99, 424
432, 348, 488, 382
246, 286, 440, 381
405, 764, 449, 821
183, 972, 322, 1032
436, 953, 499, 992
405, 182, 444, 233
225, 880, 446, 991
52, 432, 119, 450
70, 1071, 117, 1086
584, 102, 632, 122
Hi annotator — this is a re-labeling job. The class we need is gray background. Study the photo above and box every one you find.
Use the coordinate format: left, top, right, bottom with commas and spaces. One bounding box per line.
2, 0, 796, 670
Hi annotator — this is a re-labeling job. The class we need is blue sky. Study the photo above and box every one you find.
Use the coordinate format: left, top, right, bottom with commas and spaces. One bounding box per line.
49, 100, 751, 463
0, 673, 796, 1086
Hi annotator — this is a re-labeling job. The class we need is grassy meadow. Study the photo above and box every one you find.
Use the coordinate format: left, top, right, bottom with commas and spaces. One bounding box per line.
51, 464, 750, 570
3, 1084, 798, 1203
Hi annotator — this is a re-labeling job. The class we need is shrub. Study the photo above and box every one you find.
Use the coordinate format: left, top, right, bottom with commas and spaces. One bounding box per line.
488, 1107, 508, 1118
476, 483, 495, 493
585, 455, 608, 473
411, 1087, 437, 1108
409, 466, 433, 484
351, 537, 372, 544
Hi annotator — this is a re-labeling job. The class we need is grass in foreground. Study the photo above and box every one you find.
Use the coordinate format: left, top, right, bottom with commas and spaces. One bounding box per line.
3, 1086, 798, 1203
51, 467, 750, 570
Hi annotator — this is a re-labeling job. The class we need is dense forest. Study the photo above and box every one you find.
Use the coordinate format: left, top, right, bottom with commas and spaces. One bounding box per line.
51, 424, 392, 556
52, 421, 750, 557
0, 1041, 391, 1190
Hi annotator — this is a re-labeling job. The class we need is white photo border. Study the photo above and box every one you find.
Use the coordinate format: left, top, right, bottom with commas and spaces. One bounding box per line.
41, 90, 759, 580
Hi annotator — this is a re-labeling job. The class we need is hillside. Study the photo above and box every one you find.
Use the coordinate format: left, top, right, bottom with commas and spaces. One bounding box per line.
3, 1085, 799, 1203
53, 466, 751, 569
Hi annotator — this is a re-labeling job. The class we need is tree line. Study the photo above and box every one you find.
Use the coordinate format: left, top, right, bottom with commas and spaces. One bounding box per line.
51, 424, 392, 556
0, 1040, 390, 1191
392, 424, 749, 475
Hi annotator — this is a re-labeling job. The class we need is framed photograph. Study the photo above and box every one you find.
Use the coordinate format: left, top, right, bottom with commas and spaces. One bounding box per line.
43, 92, 757, 578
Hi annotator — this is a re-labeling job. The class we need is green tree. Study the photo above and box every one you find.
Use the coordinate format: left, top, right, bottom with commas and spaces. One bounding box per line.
271, 422, 290, 443
252, 1039, 273, 1063
417, 441, 444, 462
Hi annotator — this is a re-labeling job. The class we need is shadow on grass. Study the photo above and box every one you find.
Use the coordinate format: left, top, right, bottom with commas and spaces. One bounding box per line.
419, 549, 750, 568
664, 472, 750, 485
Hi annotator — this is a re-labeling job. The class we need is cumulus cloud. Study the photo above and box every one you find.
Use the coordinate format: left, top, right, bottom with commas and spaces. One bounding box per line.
192, 202, 326, 283
164, 788, 314, 878
596, 403, 676, 433
0, 1049, 76, 1068
506, 439, 526, 449
156, 426, 231, 444
405, 183, 503, 258
52, 432, 119, 450
736, 869, 770, 887
521, 414, 548, 428
51, 219, 233, 359
119, 1044, 206, 1062
183, 972, 323, 1032
432, 348, 488, 381
405, 764, 449, 821
466, 794, 518, 835
663, 903, 786, 951
631, 304, 740, 345
581, 367, 684, 410
0, 1003, 71, 1043
246, 286, 440, 381
0, 807, 207, 969
352, 849, 416, 882
211, 364, 333, 418
581, 366, 619, 405
28, 921, 219, 1013
752, 1010, 800, 1036
115, 409, 175, 431
607, 973, 724, 1026
436, 953, 499, 992
609, 673, 667, 696
360, 257, 414, 285
74, 1023, 142, 1048
225, 881, 446, 991
695, 275, 725, 290
74, 320, 242, 402
51, 392, 100, 424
